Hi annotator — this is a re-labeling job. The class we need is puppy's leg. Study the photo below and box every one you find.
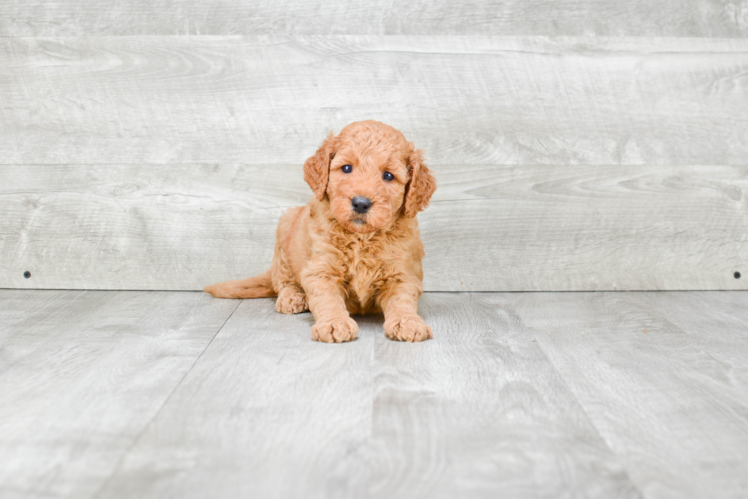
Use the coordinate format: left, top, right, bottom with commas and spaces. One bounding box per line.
270, 228, 309, 314
379, 281, 432, 342
301, 275, 358, 343
275, 285, 308, 314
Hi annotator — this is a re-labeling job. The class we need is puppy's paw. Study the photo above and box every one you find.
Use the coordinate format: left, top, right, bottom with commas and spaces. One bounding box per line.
276, 290, 308, 314
384, 315, 433, 342
311, 317, 359, 343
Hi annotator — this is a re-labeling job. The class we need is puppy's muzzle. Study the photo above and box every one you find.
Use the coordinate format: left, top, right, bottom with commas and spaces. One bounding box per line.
351, 196, 373, 214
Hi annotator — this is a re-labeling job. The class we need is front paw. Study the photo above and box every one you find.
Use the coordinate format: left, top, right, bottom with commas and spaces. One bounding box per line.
276, 289, 308, 314
384, 315, 433, 342
311, 317, 359, 343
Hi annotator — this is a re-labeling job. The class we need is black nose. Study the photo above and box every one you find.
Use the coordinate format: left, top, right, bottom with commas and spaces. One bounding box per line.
351, 196, 372, 214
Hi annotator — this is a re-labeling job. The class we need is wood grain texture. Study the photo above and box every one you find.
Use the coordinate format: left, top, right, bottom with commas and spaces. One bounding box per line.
511, 291, 748, 497
2, 290, 747, 497
98, 293, 639, 498
2, 36, 748, 166
0, 289, 85, 373
364, 293, 638, 497
0, 290, 237, 497
2, 163, 746, 291
2, 0, 748, 37
98, 297, 381, 498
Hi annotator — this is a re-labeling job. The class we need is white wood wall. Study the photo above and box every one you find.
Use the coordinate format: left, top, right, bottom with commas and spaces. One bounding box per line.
1, 1, 747, 291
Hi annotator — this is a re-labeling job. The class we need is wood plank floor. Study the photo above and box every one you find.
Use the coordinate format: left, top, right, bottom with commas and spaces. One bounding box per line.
1, 290, 746, 497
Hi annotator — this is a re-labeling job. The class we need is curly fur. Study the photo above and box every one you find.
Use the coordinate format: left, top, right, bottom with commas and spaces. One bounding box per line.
204, 120, 437, 343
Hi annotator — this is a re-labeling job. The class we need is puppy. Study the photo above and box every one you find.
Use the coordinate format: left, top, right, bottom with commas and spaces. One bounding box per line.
204, 120, 437, 343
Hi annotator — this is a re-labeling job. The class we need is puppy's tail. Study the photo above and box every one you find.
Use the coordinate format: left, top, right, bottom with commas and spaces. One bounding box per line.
203, 270, 277, 299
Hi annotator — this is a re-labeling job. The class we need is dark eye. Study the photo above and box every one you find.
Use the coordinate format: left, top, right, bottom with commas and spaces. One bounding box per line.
342, 164, 353, 174
383, 171, 394, 181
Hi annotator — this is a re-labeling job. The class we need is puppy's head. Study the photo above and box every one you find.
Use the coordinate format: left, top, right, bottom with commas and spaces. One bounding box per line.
303, 120, 436, 233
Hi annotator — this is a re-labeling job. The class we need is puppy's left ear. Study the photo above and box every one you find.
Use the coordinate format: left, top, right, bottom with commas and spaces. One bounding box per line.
403, 148, 437, 217
303, 132, 337, 201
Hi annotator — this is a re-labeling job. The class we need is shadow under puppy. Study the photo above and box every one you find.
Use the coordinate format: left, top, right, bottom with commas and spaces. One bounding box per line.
205, 120, 437, 343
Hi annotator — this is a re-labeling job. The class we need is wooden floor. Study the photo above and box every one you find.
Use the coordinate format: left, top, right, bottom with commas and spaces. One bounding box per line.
1, 290, 747, 498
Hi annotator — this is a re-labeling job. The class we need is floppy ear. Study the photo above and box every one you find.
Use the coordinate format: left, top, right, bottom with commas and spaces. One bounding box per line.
303, 132, 337, 201
403, 148, 437, 217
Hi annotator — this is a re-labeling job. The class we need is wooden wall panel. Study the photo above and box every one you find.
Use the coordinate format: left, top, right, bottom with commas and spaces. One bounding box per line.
2, 164, 745, 291
2, 37, 747, 166
2, 0, 747, 37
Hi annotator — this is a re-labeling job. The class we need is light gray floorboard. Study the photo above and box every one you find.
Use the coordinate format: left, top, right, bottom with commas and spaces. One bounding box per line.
98, 293, 638, 498
2, 37, 747, 166
1, 0, 746, 37
0, 290, 237, 497
2, 164, 745, 291
97, 297, 382, 498
645, 292, 748, 381
363, 294, 637, 497
3, 290, 748, 497
511, 292, 748, 497
0, 289, 85, 372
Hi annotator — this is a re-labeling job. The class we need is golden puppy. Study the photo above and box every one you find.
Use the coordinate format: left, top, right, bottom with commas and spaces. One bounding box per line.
204, 120, 437, 343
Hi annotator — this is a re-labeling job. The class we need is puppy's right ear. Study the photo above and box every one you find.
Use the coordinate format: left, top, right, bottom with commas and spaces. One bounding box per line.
303, 132, 337, 200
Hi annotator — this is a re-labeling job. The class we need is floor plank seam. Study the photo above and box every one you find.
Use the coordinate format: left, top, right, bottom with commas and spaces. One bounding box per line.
91, 299, 242, 498
526, 326, 646, 498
